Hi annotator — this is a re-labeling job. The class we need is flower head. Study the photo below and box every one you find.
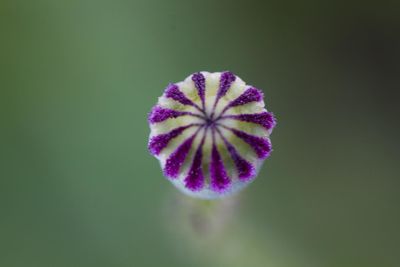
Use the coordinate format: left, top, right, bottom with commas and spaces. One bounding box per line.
148, 71, 276, 199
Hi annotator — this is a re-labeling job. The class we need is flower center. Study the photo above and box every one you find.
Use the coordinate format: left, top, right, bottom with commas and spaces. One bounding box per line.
205, 116, 216, 127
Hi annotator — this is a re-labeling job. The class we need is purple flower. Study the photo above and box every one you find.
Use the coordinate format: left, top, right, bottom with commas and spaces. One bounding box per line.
148, 71, 276, 199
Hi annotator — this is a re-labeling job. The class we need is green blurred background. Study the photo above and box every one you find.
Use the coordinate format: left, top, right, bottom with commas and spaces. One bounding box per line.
1, 1, 399, 266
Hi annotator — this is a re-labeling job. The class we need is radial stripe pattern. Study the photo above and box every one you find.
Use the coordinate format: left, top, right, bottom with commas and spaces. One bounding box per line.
148, 71, 276, 199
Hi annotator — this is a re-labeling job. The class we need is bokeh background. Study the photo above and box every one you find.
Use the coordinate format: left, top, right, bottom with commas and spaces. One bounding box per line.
1, 1, 399, 266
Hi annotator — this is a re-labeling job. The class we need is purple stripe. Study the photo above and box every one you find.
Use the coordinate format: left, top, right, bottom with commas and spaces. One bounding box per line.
184, 130, 206, 191
221, 125, 272, 159
163, 133, 198, 178
191, 72, 205, 108
148, 106, 204, 124
210, 130, 231, 192
148, 124, 196, 156
220, 112, 276, 130
228, 87, 263, 107
220, 87, 263, 116
148, 106, 187, 124
165, 84, 195, 106
217, 71, 236, 100
210, 71, 236, 119
216, 128, 255, 181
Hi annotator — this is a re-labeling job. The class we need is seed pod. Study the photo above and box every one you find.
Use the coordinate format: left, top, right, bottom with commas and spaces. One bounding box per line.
148, 71, 276, 199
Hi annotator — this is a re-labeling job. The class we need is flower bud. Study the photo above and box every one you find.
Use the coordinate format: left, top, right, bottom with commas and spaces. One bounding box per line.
148, 71, 276, 199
